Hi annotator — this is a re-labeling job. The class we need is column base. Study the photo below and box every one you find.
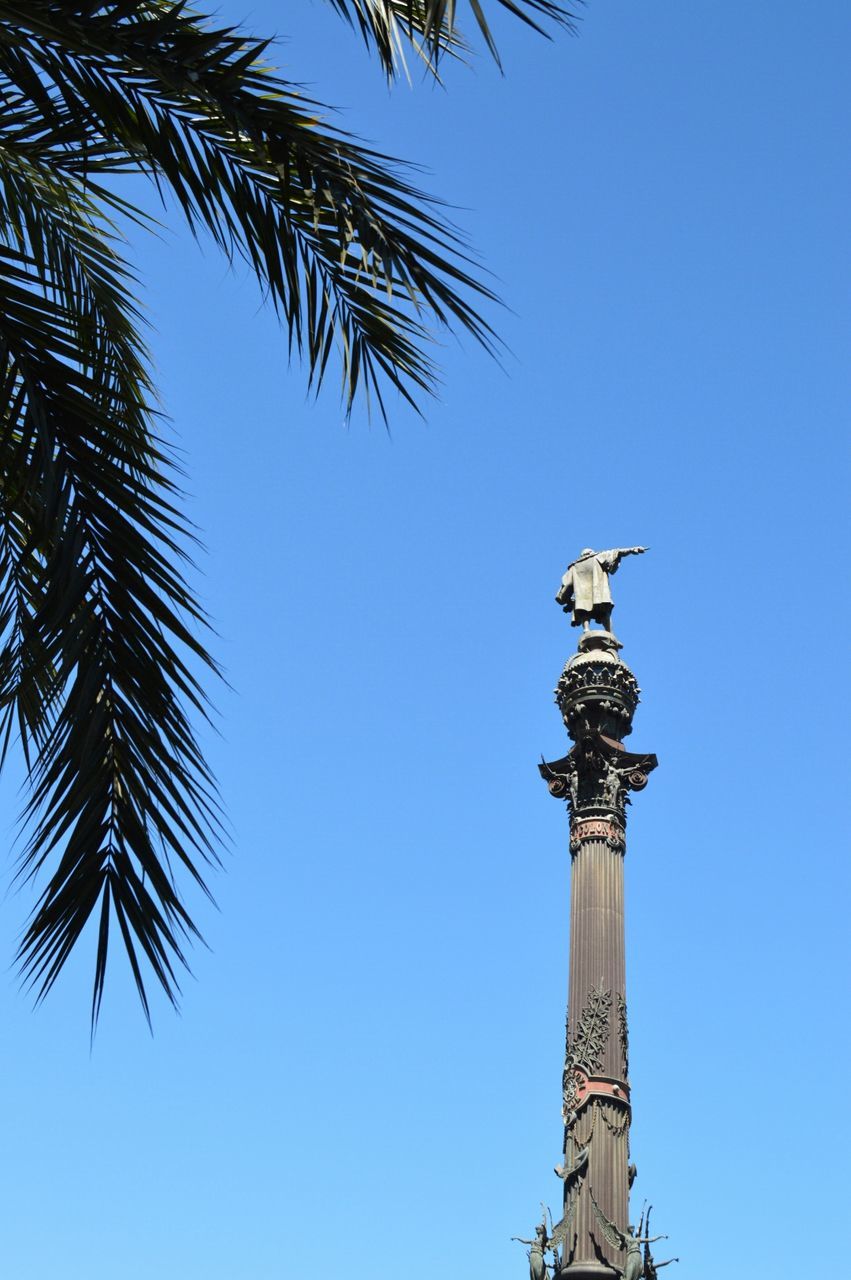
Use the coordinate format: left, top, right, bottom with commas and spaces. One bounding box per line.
557, 1263, 619, 1280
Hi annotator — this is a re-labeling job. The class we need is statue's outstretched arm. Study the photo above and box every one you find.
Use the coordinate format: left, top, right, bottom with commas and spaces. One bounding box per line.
598, 546, 646, 574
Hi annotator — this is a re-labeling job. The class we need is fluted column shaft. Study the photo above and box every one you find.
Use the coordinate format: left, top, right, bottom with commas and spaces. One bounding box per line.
562, 836, 629, 1279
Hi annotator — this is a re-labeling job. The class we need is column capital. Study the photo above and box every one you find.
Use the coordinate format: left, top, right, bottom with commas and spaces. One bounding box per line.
539, 733, 656, 846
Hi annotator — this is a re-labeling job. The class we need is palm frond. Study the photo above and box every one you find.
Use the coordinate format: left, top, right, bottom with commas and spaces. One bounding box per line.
0, 0, 500, 414
0, 0, 553, 1021
0, 130, 219, 1021
323, 0, 581, 78
0, 229, 221, 1024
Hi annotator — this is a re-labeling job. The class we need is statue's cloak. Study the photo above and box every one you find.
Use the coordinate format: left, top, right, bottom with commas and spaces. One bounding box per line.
559, 550, 620, 617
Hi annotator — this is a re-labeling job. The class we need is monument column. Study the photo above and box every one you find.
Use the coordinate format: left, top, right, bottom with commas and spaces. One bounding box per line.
541, 630, 655, 1278
517, 546, 670, 1280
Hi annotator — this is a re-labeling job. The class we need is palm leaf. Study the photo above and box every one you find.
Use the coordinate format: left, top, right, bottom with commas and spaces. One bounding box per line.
324, 0, 581, 78
0, 0, 501, 413
0, 0, 566, 1022
0, 229, 221, 1025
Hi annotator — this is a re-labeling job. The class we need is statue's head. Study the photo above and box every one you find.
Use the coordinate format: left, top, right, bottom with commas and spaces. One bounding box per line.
579, 548, 595, 559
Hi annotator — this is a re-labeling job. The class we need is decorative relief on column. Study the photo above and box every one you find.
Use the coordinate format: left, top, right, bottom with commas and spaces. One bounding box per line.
598, 1107, 629, 1140
617, 994, 629, 1081
562, 982, 618, 1135
561, 1007, 572, 1126
569, 817, 624, 853
571, 982, 612, 1076
555, 1144, 590, 1188
570, 1103, 595, 1151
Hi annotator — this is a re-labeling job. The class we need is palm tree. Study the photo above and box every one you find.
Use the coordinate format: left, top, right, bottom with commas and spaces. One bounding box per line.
0, 0, 576, 1024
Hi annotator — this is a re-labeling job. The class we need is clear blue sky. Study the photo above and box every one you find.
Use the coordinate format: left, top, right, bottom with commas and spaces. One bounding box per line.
0, 2, 848, 1276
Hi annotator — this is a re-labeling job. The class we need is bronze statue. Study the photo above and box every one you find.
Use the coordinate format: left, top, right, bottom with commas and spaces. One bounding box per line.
511, 1214, 551, 1280
645, 1250, 679, 1278
643, 1206, 678, 1279
603, 758, 622, 809
589, 1190, 667, 1280
556, 547, 646, 633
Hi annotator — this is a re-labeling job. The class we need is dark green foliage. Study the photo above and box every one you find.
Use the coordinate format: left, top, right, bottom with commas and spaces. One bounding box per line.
0, 0, 572, 1023
325, 0, 578, 76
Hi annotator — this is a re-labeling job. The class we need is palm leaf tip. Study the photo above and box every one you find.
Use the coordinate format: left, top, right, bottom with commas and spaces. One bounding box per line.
325, 0, 581, 78
0, 239, 221, 1023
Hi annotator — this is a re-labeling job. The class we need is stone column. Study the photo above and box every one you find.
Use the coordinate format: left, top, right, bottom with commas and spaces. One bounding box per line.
539, 632, 656, 1279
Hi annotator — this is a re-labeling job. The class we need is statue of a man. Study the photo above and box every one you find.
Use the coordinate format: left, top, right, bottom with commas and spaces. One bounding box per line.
556, 547, 646, 632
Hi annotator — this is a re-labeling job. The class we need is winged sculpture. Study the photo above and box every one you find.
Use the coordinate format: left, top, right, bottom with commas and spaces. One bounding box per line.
546, 1194, 577, 1264
511, 1214, 551, 1280
589, 1190, 667, 1280
642, 1206, 679, 1279
512, 1197, 578, 1280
